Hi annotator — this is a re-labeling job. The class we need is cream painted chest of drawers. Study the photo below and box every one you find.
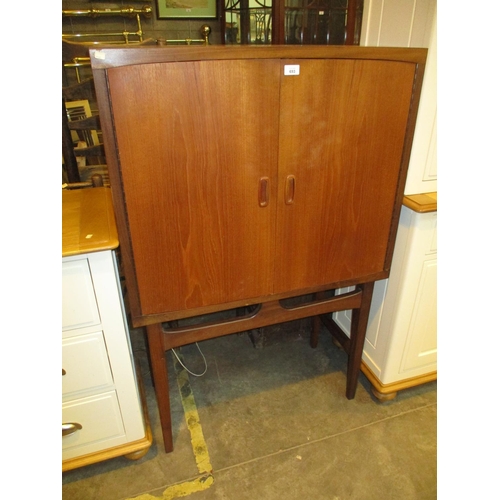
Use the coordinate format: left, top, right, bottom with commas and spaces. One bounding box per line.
62, 187, 152, 471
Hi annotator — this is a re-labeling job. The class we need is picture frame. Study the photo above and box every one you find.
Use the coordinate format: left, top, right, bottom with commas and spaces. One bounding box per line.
156, 0, 217, 19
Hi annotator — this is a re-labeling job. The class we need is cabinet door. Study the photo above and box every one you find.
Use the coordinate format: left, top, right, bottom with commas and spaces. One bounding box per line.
107, 60, 281, 315
274, 59, 416, 292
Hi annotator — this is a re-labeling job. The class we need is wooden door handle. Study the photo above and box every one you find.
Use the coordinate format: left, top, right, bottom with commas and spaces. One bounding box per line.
285, 175, 295, 205
258, 177, 270, 207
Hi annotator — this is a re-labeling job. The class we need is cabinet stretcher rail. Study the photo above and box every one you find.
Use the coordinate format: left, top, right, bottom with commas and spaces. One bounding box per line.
161, 287, 362, 350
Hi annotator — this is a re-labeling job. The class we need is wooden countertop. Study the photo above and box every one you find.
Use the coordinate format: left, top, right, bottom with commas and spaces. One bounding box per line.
62, 187, 119, 257
403, 192, 437, 213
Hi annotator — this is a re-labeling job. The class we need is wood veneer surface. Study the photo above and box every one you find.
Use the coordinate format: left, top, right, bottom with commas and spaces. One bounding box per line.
91, 45, 427, 326
62, 187, 119, 257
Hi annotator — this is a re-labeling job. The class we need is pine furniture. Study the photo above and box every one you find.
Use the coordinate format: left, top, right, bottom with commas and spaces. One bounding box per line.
62, 187, 152, 470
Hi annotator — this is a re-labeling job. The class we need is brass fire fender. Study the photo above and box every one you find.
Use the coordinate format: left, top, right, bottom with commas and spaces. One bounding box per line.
64, 25, 212, 82
63, 6, 152, 44
63, 5, 212, 82
63, 6, 211, 46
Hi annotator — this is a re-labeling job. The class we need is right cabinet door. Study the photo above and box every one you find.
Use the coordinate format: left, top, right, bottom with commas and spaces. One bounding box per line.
274, 59, 417, 293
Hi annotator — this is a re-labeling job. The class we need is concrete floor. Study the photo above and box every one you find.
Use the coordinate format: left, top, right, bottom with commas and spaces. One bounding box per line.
62, 323, 437, 500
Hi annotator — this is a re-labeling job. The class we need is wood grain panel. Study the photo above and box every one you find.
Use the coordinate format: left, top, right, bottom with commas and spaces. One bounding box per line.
274, 59, 416, 292
107, 60, 280, 315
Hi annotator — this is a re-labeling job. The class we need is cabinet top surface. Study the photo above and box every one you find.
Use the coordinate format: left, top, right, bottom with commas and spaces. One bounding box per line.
403, 192, 437, 213
90, 45, 427, 70
62, 187, 119, 257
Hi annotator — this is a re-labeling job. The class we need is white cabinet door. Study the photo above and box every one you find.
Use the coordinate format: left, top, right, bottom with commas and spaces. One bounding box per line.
360, 0, 437, 195
399, 258, 437, 373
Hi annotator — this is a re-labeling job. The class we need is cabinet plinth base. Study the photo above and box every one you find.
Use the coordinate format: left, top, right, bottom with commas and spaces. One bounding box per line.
63, 430, 153, 472
360, 362, 437, 402
371, 387, 398, 402
124, 447, 150, 461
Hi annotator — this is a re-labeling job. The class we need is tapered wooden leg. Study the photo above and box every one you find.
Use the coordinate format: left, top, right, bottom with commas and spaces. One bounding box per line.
310, 291, 327, 348
310, 315, 321, 348
345, 282, 375, 400
146, 323, 174, 453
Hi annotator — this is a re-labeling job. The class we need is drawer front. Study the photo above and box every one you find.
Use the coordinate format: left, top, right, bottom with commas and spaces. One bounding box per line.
62, 332, 114, 397
62, 258, 100, 331
62, 391, 125, 456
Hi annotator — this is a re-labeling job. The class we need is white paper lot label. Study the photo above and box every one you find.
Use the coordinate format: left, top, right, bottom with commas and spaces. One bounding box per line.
284, 65, 300, 76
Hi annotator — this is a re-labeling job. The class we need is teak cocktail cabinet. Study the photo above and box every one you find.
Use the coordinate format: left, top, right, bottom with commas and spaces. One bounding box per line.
90, 45, 427, 453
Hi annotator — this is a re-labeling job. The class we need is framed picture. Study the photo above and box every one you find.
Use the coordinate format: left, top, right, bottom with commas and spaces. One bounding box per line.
157, 0, 217, 19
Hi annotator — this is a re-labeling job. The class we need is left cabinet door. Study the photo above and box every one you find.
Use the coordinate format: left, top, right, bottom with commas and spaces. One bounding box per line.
107, 59, 281, 316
